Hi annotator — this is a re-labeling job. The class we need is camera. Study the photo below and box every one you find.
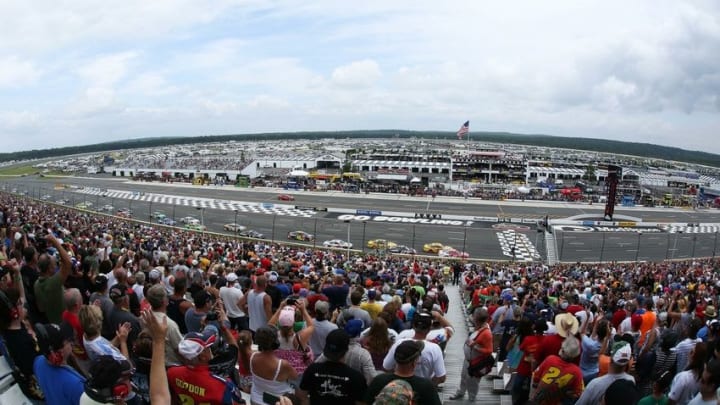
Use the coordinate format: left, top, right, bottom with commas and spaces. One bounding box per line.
286, 298, 297, 306
206, 311, 219, 322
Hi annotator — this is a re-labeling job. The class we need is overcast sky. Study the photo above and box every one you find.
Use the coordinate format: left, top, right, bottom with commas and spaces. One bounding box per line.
1, 1, 719, 154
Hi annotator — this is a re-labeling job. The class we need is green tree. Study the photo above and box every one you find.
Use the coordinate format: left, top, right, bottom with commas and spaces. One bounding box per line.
583, 163, 597, 182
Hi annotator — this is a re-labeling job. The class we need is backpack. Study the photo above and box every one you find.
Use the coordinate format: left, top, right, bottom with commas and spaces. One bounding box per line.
374, 379, 414, 405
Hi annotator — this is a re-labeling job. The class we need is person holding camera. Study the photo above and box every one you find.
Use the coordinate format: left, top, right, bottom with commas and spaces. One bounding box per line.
34, 232, 73, 324
167, 300, 244, 405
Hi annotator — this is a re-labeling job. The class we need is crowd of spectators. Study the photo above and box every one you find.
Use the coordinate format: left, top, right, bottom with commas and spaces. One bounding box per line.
4, 189, 720, 405
458, 256, 720, 404
121, 157, 249, 171
0, 193, 455, 404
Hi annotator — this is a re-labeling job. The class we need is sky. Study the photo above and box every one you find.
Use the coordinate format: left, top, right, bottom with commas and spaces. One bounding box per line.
1, 1, 719, 154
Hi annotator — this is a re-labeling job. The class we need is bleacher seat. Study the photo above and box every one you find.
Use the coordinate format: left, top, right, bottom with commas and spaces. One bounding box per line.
0, 355, 31, 403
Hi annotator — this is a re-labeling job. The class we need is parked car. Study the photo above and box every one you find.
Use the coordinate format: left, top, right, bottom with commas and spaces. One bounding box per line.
367, 239, 397, 250
438, 246, 470, 258
322, 239, 353, 249
158, 217, 177, 226
422, 242, 445, 253
288, 231, 314, 241
223, 223, 247, 232
239, 230, 265, 239
388, 245, 417, 255
278, 194, 295, 201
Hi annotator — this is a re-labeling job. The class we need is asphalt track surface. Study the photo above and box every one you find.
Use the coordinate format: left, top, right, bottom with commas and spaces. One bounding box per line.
5, 175, 720, 263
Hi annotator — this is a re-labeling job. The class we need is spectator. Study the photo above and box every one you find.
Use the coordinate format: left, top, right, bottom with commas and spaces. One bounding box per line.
531, 335, 585, 405
576, 341, 636, 405
360, 289, 383, 320
106, 284, 142, 349
139, 309, 171, 405
638, 370, 673, 405
449, 307, 492, 401
249, 325, 298, 404
62, 287, 91, 373
316, 319, 376, 384
185, 289, 215, 333
360, 316, 393, 371
299, 329, 367, 404
321, 275, 349, 312
167, 276, 192, 334
166, 315, 244, 404
602, 379, 642, 405
220, 272, 247, 331
145, 284, 184, 365
336, 289, 372, 329
364, 340, 442, 405
675, 318, 703, 375
34, 233, 73, 324
79, 304, 131, 361
240, 275, 272, 334
89, 274, 113, 331
307, 300, 338, 359
512, 317, 548, 405
382, 311, 446, 386
668, 342, 707, 405
687, 358, 720, 405
80, 355, 136, 404
33, 322, 85, 405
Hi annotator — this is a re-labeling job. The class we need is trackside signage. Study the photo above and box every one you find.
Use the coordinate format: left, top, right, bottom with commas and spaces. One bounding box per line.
338, 214, 472, 227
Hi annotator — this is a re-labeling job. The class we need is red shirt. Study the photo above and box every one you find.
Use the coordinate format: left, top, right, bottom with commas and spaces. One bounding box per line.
517, 335, 543, 376
167, 364, 243, 405
536, 334, 581, 366
531, 355, 584, 405
611, 309, 626, 330
61, 310, 88, 360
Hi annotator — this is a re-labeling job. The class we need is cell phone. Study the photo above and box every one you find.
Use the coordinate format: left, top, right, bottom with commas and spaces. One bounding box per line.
263, 392, 280, 404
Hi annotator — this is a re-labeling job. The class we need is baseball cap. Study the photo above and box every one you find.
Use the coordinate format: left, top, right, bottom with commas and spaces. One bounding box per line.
611, 341, 632, 365
293, 283, 302, 294
94, 274, 109, 288
412, 311, 433, 330
87, 356, 134, 389
148, 269, 162, 281
279, 306, 296, 327
225, 273, 238, 283
36, 322, 74, 355
374, 379, 414, 405
109, 285, 127, 302
268, 271, 278, 282
178, 330, 217, 360
323, 329, 350, 360
344, 319, 364, 338
394, 340, 424, 364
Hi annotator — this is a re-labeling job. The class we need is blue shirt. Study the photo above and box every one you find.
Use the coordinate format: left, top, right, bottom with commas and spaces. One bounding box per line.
580, 335, 601, 376
33, 355, 85, 405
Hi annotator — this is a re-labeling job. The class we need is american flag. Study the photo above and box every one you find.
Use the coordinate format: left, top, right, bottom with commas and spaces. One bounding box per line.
457, 120, 469, 139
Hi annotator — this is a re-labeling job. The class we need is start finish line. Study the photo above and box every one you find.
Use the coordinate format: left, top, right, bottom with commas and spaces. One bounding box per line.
338, 214, 474, 227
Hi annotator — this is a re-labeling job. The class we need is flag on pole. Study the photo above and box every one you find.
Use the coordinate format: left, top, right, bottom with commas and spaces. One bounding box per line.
456, 120, 469, 139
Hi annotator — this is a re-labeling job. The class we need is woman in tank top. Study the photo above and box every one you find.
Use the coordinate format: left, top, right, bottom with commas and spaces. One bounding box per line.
250, 326, 297, 405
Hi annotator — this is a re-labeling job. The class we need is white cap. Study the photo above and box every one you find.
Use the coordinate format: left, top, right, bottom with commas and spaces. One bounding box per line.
226, 273, 238, 283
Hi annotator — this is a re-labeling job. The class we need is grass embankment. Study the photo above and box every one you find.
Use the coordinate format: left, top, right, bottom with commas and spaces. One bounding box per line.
0, 165, 38, 176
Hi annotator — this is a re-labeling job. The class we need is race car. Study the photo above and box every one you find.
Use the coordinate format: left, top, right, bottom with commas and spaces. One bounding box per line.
239, 230, 265, 239
278, 194, 295, 201
184, 223, 207, 232
151, 211, 166, 219
180, 216, 198, 224
422, 242, 445, 253
322, 239, 353, 249
367, 239, 397, 250
288, 231, 314, 241
388, 245, 417, 255
223, 223, 247, 232
158, 217, 177, 226
438, 246, 470, 258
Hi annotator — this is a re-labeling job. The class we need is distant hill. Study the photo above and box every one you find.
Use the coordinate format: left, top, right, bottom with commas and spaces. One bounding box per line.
2, 130, 719, 168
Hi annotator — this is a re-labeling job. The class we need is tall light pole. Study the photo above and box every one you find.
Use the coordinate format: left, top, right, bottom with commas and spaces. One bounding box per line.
344, 220, 351, 258
361, 221, 367, 254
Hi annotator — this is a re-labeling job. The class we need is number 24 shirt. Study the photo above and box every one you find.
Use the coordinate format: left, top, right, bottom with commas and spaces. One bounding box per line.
531, 354, 584, 405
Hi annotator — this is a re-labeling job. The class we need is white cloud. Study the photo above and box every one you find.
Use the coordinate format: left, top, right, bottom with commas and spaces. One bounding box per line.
0, 1, 719, 155
330, 60, 381, 89
0, 56, 41, 87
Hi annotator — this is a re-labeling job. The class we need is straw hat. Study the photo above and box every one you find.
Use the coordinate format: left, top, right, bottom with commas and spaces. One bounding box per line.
555, 313, 579, 338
